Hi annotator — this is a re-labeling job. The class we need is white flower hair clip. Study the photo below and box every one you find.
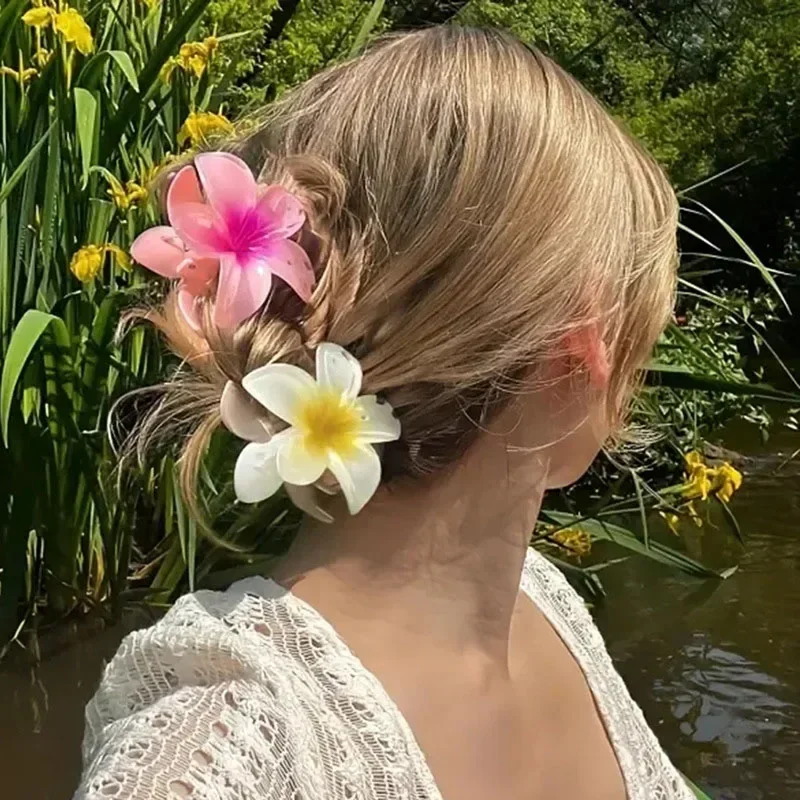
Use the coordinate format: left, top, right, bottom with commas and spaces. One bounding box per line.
221, 343, 401, 518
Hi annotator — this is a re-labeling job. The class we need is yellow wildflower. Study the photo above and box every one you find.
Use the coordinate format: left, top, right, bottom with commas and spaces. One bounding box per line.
107, 174, 148, 211
22, 6, 55, 27
176, 36, 218, 78
34, 48, 52, 68
159, 58, 178, 83
105, 244, 132, 271
713, 462, 743, 504
681, 450, 713, 500
684, 450, 704, 470
551, 527, 592, 557
0, 65, 38, 84
54, 7, 94, 55
70, 245, 104, 282
680, 450, 743, 504
177, 110, 232, 147
660, 512, 681, 536
126, 182, 148, 205
70, 243, 130, 281
106, 175, 128, 209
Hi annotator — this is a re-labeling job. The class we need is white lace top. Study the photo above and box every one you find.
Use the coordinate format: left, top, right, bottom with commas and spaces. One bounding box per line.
75, 548, 693, 800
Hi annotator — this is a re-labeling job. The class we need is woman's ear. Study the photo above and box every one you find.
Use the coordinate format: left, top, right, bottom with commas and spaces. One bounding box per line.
563, 324, 610, 390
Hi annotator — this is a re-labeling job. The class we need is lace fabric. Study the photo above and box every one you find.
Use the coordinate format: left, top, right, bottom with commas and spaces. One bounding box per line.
75, 549, 693, 800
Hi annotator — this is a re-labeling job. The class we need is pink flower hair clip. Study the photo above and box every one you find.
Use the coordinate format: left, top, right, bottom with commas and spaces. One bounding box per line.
130, 152, 315, 329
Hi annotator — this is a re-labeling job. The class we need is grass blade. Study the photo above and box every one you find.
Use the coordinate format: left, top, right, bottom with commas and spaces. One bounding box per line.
39, 121, 61, 272
105, 0, 212, 155
686, 198, 791, 313
1, 310, 67, 445
646, 360, 800, 403
0, 0, 26, 62
349, 0, 385, 57
74, 88, 99, 187
0, 124, 53, 207
542, 510, 726, 578
108, 50, 140, 92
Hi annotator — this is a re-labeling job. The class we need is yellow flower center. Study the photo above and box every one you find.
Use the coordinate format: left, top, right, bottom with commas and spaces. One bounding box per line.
295, 391, 361, 457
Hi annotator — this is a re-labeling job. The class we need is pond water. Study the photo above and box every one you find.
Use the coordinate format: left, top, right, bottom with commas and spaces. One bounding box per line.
596, 418, 800, 799
1, 423, 799, 799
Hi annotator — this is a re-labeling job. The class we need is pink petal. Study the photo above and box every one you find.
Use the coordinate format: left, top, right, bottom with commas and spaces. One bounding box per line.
261, 239, 315, 302
167, 165, 204, 222
129, 226, 185, 278
195, 152, 257, 217
177, 256, 219, 296
169, 200, 226, 257
257, 186, 306, 239
177, 286, 203, 331
213, 254, 272, 329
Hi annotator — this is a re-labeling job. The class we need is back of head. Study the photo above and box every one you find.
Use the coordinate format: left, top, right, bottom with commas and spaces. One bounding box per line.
135, 26, 678, 508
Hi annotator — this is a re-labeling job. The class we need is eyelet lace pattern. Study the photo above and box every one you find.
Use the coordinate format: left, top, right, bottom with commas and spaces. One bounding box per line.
75, 549, 693, 800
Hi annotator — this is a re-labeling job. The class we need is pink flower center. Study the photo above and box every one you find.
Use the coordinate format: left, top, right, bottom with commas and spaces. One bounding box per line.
219, 207, 280, 266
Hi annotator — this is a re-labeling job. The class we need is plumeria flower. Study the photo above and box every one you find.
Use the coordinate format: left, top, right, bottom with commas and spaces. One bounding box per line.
130, 152, 314, 329
231, 343, 401, 515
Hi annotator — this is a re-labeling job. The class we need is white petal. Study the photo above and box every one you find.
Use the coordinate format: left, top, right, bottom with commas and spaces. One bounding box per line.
327, 444, 381, 514
275, 432, 327, 485
220, 381, 272, 442
355, 395, 401, 444
242, 363, 317, 425
316, 343, 362, 400
286, 483, 334, 523
234, 440, 283, 503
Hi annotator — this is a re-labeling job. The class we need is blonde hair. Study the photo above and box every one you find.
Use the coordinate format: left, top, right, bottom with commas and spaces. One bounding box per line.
131, 26, 678, 510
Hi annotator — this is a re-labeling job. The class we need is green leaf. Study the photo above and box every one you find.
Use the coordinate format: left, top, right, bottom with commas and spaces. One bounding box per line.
105, 0, 212, 156
1, 310, 68, 445
646, 360, 800, 403
74, 88, 99, 187
39, 121, 61, 271
678, 220, 720, 253
0, 123, 52, 207
687, 198, 790, 313
681, 773, 714, 800
541, 510, 724, 578
0, 0, 27, 62
714, 495, 744, 545
108, 50, 140, 92
349, 0, 385, 57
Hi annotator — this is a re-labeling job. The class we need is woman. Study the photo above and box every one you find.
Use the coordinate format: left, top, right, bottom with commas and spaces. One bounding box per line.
76, 25, 688, 800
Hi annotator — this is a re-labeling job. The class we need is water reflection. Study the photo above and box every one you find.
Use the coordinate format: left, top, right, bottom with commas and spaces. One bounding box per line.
596, 421, 800, 798
0, 613, 150, 800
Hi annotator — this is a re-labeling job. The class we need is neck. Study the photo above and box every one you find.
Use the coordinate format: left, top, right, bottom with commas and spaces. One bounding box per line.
271, 433, 549, 664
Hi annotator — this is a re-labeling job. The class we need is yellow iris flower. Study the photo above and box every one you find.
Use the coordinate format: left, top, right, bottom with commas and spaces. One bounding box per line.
680, 450, 743, 504
70, 244, 130, 282
107, 175, 148, 211
714, 462, 743, 503
54, 7, 94, 55
34, 48, 52, 68
161, 36, 218, 82
22, 6, 55, 27
70, 245, 104, 282
551, 527, 592, 557
177, 110, 233, 147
